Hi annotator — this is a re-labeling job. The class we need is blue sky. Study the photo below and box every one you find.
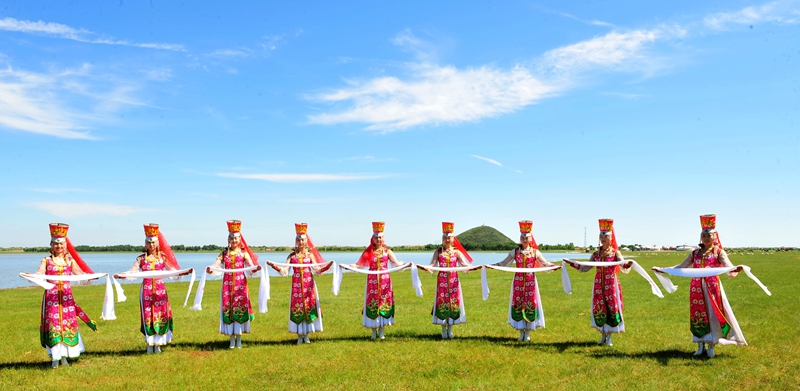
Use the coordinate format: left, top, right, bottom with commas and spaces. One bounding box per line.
1, 1, 798, 248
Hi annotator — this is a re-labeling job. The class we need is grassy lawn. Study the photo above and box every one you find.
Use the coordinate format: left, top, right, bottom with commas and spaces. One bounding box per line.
1, 252, 796, 390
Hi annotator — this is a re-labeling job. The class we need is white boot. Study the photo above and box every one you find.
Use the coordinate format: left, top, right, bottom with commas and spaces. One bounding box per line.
146, 345, 154, 354
524, 330, 531, 342
51, 360, 59, 369
441, 325, 448, 339
706, 344, 715, 358
379, 327, 385, 340
60, 357, 69, 367
518, 330, 525, 341
235, 335, 242, 349
154, 345, 162, 354
693, 343, 705, 356
605, 333, 613, 346
371, 329, 377, 340
229, 335, 236, 349
297, 335, 304, 345
303, 335, 310, 344
598, 333, 607, 345
447, 324, 454, 339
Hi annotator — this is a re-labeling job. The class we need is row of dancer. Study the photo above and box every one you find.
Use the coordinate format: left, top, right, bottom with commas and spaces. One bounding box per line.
30, 214, 760, 368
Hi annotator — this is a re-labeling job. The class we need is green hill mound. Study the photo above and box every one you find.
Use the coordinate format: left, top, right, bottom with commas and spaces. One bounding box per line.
457, 225, 515, 246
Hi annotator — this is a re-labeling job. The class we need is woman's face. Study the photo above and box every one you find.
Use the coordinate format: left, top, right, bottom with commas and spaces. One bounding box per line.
700, 231, 715, 247
296, 236, 307, 249
145, 240, 159, 254
50, 241, 66, 257
374, 235, 385, 247
599, 234, 611, 247
520, 236, 531, 248
228, 234, 242, 249
442, 235, 454, 248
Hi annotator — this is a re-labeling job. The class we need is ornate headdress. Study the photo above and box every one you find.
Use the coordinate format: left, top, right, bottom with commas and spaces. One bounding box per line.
48, 223, 93, 273
372, 221, 385, 237
518, 220, 533, 237
49, 223, 69, 243
700, 214, 716, 233
226, 220, 258, 265
441, 222, 455, 237
295, 223, 308, 238
144, 223, 160, 243
599, 218, 618, 251
144, 223, 180, 270
227, 220, 242, 237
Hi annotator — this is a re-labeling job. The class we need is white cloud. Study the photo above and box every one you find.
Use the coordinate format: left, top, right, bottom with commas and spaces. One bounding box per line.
0, 63, 150, 138
27, 188, 91, 194
308, 63, 557, 132
470, 155, 503, 167
0, 17, 186, 51
28, 202, 149, 217
218, 172, 394, 183
704, 1, 800, 30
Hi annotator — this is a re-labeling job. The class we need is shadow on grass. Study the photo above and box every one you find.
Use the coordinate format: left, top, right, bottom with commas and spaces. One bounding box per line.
588, 348, 728, 365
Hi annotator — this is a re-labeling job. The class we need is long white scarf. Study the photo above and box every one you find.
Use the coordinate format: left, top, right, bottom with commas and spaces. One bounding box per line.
331, 263, 412, 296
189, 265, 268, 313
19, 272, 124, 320
480, 265, 565, 300
115, 268, 196, 307
266, 260, 336, 303
652, 265, 771, 296
562, 259, 664, 298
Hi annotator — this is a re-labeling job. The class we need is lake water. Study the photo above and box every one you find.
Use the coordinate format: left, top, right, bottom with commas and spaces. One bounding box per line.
0, 251, 590, 290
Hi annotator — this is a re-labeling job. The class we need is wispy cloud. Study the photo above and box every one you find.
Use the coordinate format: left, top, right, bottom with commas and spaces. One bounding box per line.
0, 62, 151, 138
470, 155, 503, 167
0, 17, 186, 51
217, 172, 395, 183
553, 11, 616, 28
27, 188, 91, 194
704, 1, 800, 30
28, 202, 152, 218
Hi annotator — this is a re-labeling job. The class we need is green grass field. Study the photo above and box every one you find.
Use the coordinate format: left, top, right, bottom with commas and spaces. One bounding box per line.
1, 252, 796, 390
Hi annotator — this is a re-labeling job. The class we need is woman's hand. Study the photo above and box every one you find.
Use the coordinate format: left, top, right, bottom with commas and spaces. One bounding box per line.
652, 267, 664, 274
623, 261, 633, 269
206, 267, 212, 275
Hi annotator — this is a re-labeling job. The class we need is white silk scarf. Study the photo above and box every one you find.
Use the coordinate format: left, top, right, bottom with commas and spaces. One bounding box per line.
190, 265, 268, 313
652, 265, 771, 296
115, 268, 196, 307
331, 263, 412, 296
20, 272, 124, 320
562, 259, 664, 298
481, 265, 565, 300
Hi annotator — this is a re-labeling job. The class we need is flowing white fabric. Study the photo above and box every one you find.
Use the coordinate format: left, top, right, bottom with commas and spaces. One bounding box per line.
410, 264, 423, 297
190, 265, 266, 313
653, 265, 771, 296
115, 268, 196, 307
563, 259, 664, 298
331, 263, 411, 296
268, 260, 334, 269
20, 272, 123, 320
481, 265, 565, 299
418, 265, 482, 272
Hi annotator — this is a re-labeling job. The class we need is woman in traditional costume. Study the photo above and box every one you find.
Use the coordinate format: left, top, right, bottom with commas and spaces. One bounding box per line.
34, 223, 97, 368
658, 214, 744, 358
207, 220, 259, 349
566, 219, 631, 346
354, 222, 406, 340
271, 223, 329, 345
119, 224, 181, 353
422, 222, 472, 339
492, 220, 557, 342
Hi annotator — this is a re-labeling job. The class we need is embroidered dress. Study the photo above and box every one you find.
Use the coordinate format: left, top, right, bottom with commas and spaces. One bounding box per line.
288, 253, 323, 334
39, 256, 94, 360
218, 249, 253, 335
586, 251, 626, 333
432, 251, 466, 325
684, 248, 745, 345
507, 249, 546, 331
136, 253, 174, 346
362, 249, 395, 328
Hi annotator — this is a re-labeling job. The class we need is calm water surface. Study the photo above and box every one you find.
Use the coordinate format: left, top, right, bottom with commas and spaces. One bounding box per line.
0, 251, 589, 290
